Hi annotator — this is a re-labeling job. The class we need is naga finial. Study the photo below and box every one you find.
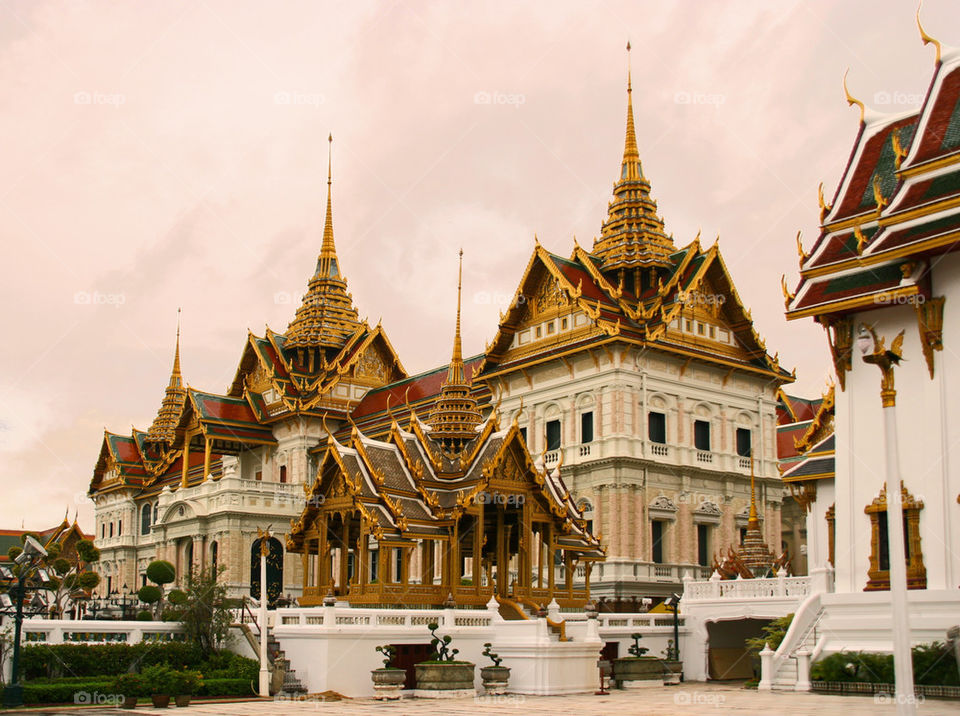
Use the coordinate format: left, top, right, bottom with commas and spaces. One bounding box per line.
854, 225, 869, 255
817, 182, 832, 223
917, 2, 942, 63
892, 128, 908, 170
872, 175, 888, 212
842, 69, 865, 124
781, 274, 796, 310
796, 230, 809, 265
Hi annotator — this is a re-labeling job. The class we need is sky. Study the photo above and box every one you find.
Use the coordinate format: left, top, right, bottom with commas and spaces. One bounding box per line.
0, 0, 953, 531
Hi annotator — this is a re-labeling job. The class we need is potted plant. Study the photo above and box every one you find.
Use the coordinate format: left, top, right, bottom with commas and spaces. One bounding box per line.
612, 633, 663, 688
371, 644, 406, 700
661, 639, 682, 684
170, 668, 202, 707
142, 663, 177, 708
480, 643, 510, 694
414, 622, 475, 697
112, 672, 143, 709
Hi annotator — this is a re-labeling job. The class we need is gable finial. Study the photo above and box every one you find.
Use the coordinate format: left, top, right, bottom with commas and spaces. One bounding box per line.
842, 69, 865, 124
917, 2, 941, 63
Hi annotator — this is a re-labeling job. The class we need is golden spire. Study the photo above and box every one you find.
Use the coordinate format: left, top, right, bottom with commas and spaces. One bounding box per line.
146, 309, 187, 443
449, 248, 465, 384
428, 249, 483, 454
319, 133, 339, 280
285, 133, 362, 354
748, 450, 759, 529
593, 42, 675, 280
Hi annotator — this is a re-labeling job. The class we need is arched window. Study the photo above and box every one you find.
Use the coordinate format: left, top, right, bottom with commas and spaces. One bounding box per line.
210, 541, 219, 578
141, 504, 151, 535
153, 502, 158, 524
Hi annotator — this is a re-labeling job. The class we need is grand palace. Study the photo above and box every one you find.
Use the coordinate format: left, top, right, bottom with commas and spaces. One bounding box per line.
87, 48, 797, 608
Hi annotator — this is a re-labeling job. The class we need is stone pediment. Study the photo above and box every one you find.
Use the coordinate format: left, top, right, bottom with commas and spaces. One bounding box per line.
648, 494, 678, 519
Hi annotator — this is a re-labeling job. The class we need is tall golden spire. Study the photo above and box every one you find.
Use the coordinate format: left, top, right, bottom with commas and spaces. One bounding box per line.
748, 450, 759, 529
428, 250, 483, 453
285, 133, 361, 355
147, 310, 187, 443
593, 42, 675, 283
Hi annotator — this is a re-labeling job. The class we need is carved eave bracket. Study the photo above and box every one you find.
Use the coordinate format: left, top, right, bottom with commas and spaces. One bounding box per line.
824, 317, 854, 390
916, 296, 945, 379
788, 480, 817, 514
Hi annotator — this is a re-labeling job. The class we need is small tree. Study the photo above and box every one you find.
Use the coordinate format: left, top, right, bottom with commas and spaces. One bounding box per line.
426, 622, 459, 662
144, 560, 176, 618
627, 633, 648, 658
173, 566, 232, 657
42, 539, 101, 618
745, 614, 794, 655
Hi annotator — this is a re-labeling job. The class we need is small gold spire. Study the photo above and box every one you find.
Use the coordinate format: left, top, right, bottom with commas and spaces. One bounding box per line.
748, 451, 759, 529
146, 309, 187, 443
917, 3, 942, 63
843, 69, 865, 124
796, 230, 809, 265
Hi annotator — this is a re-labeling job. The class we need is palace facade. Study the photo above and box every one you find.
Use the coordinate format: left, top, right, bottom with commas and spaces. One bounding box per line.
88, 49, 793, 603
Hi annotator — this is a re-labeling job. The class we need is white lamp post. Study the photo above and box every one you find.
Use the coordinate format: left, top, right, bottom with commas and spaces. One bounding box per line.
859, 325, 915, 716
256, 527, 271, 698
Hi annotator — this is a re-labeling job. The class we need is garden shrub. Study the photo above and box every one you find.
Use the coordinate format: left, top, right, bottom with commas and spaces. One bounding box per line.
811, 644, 958, 686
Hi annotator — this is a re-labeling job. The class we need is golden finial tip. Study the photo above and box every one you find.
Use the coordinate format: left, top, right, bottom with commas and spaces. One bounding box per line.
842, 68, 865, 124
626, 40, 631, 52
917, 3, 942, 63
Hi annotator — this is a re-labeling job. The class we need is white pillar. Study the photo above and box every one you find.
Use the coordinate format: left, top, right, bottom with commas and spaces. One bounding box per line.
258, 549, 269, 697
882, 405, 916, 716
757, 643, 774, 691
795, 649, 811, 692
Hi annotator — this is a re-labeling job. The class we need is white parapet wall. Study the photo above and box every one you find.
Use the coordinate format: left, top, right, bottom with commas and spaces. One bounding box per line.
271, 603, 688, 697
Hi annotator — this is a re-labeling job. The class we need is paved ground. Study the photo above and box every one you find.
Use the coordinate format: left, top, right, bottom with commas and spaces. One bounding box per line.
7, 683, 959, 716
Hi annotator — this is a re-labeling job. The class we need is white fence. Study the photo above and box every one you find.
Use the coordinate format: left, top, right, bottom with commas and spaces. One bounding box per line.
13, 618, 185, 645
682, 575, 811, 602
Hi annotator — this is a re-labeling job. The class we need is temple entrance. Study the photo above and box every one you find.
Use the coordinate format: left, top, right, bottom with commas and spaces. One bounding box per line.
250, 536, 284, 607
705, 618, 770, 680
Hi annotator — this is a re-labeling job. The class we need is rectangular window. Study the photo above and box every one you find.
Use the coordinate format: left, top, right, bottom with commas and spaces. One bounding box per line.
685, 320, 693, 332
107, 576, 112, 594
280, 465, 287, 483
648, 412, 666, 444
877, 512, 910, 572
546, 419, 561, 451
697, 524, 710, 567
394, 548, 403, 583
652, 521, 665, 564
101, 524, 105, 539
697, 323, 705, 335
709, 326, 716, 339
547, 322, 555, 334
581, 412, 594, 444
561, 317, 568, 330
536, 326, 542, 338
117, 520, 122, 536
141, 574, 147, 588
694, 420, 711, 451
736, 428, 752, 458
255, 470, 263, 482
109, 522, 114, 538
370, 549, 379, 583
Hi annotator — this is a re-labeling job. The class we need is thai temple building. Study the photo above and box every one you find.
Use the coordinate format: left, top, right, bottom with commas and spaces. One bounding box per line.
759, 20, 960, 689
87, 47, 792, 612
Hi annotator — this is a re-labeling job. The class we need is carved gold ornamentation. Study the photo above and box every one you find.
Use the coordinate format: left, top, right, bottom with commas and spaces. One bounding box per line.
917, 5, 942, 63
781, 274, 796, 310
891, 128, 909, 170
854, 224, 869, 255
824, 317, 854, 390
843, 69, 865, 124
860, 324, 905, 408
817, 184, 832, 224
796, 230, 809, 265
356, 347, 386, 381
916, 296, 945, 379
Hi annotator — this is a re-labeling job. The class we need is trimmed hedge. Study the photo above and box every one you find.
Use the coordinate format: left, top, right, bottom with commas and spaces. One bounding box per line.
197, 678, 255, 697
0, 680, 115, 706
812, 643, 959, 686
20, 642, 205, 679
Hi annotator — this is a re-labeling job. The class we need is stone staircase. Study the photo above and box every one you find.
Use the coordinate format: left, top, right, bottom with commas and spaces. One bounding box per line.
770, 605, 822, 691
267, 633, 308, 697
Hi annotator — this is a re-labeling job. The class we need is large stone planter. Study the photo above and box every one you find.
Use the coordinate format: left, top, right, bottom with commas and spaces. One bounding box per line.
662, 660, 682, 684
371, 668, 406, 700
414, 662, 476, 698
150, 694, 171, 708
480, 665, 510, 695
612, 657, 664, 689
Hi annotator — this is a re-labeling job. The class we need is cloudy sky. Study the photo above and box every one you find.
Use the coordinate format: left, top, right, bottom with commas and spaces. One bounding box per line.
0, 0, 952, 530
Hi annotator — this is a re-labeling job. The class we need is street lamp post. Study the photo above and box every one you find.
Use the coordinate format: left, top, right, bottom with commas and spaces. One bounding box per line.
858, 325, 916, 716
257, 527, 272, 698
2, 535, 48, 708
665, 593, 681, 661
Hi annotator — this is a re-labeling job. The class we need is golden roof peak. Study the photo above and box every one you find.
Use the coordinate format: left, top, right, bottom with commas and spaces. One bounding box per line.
592, 44, 675, 276
843, 68, 865, 124
917, 3, 942, 64
428, 249, 483, 452
146, 311, 188, 443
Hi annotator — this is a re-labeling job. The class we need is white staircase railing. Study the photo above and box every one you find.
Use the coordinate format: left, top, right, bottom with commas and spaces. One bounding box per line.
759, 591, 823, 691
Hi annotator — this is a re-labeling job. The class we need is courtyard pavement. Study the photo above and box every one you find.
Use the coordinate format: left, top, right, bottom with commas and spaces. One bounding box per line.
7, 682, 959, 716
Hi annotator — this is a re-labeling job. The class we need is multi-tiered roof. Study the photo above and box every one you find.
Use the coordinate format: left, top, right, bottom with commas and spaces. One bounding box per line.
786, 25, 958, 385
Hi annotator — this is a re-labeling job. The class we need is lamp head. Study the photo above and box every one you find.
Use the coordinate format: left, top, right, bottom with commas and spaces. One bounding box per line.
15, 535, 47, 565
